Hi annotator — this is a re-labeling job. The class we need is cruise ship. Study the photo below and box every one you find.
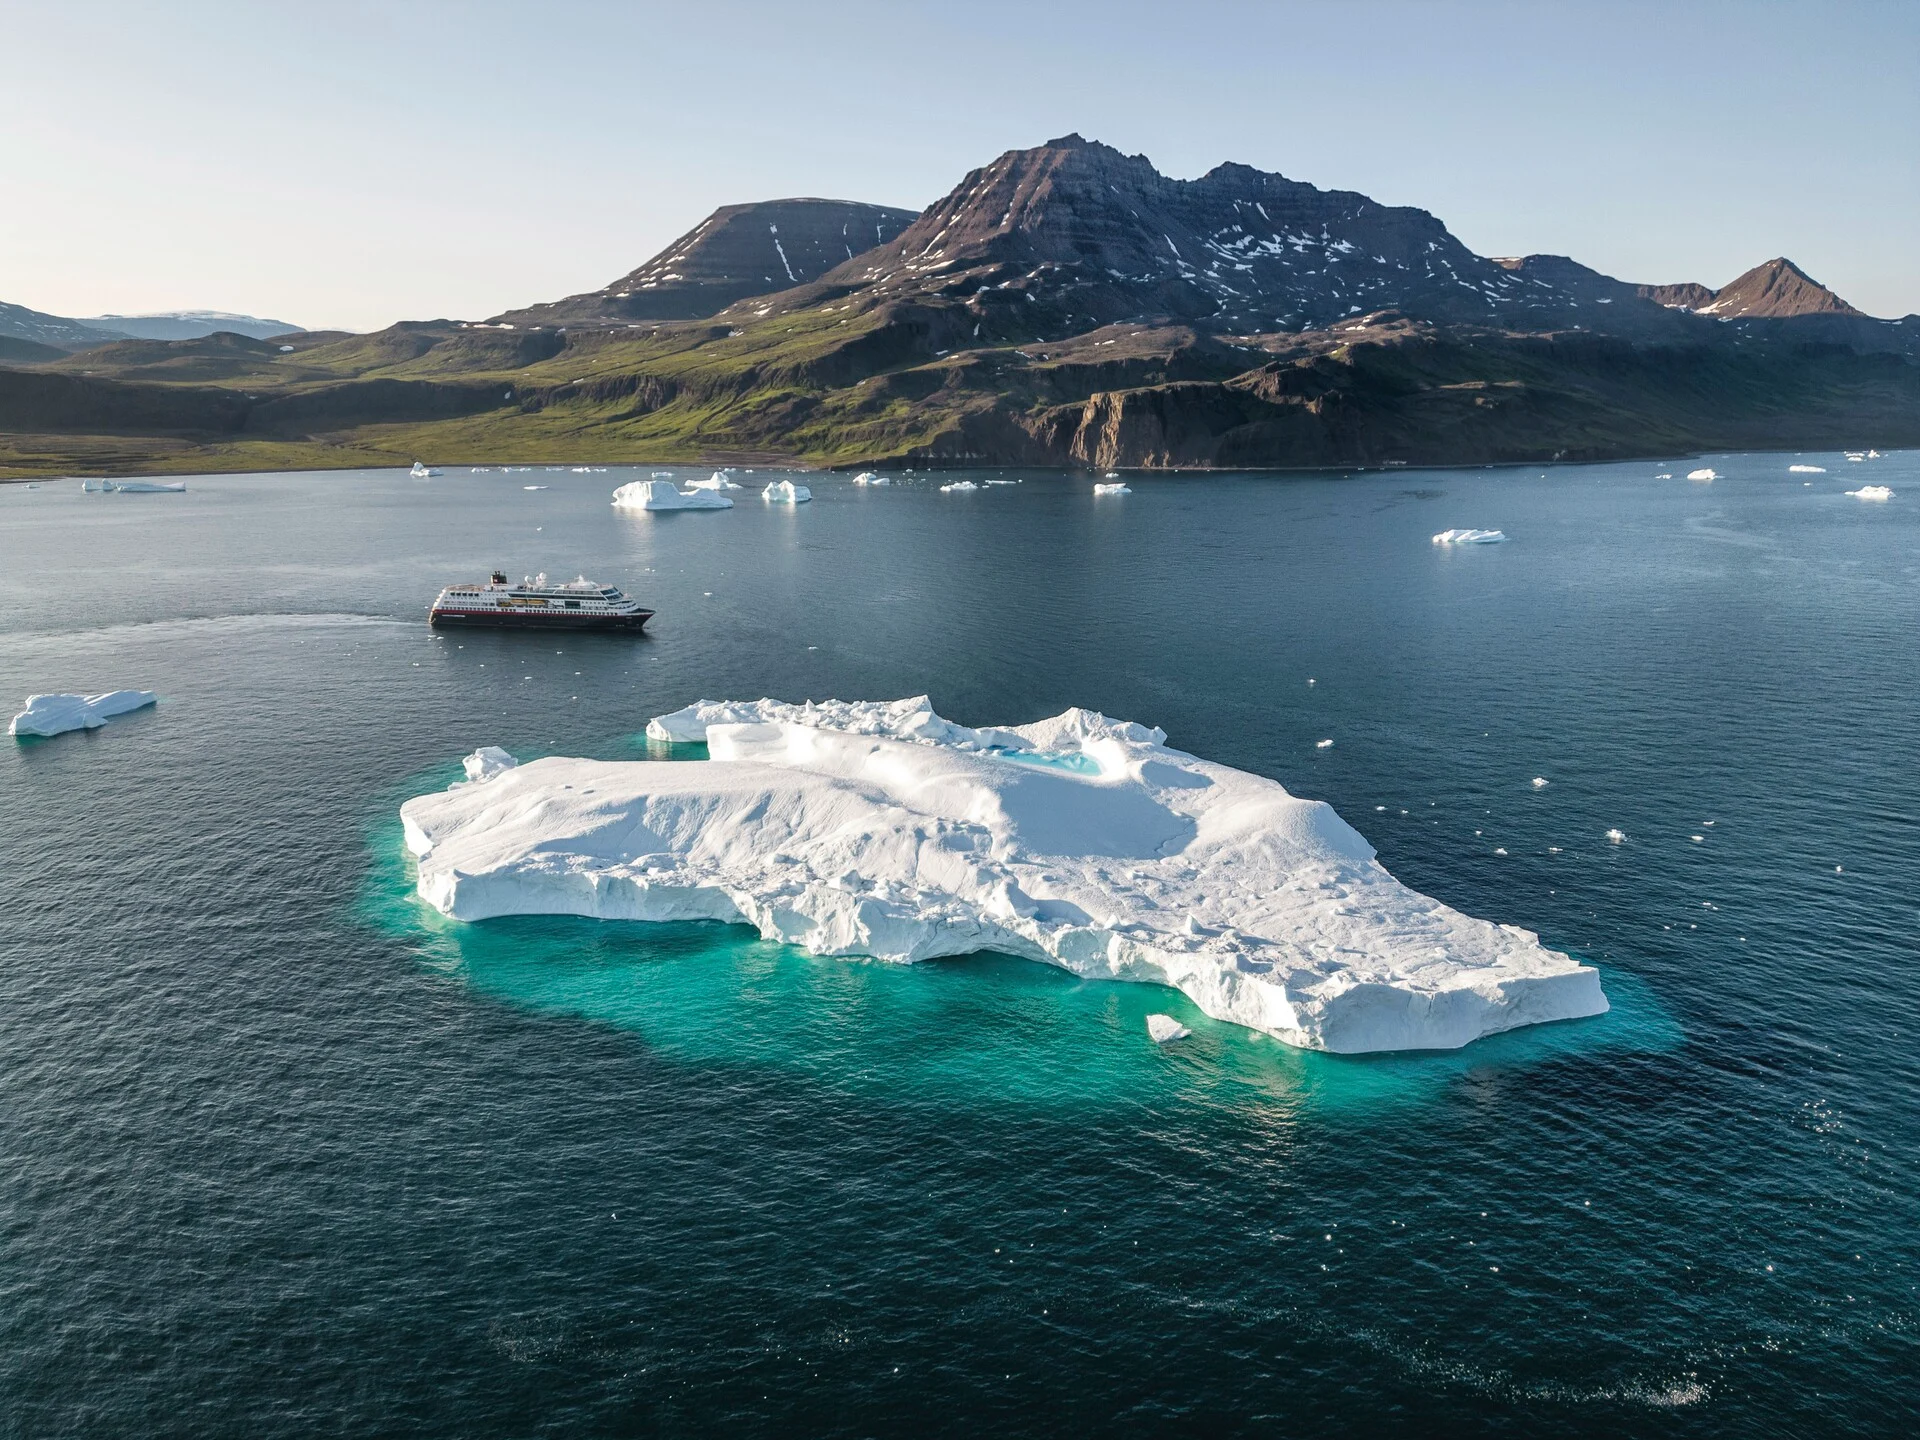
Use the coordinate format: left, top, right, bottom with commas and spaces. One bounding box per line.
428, 572, 654, 631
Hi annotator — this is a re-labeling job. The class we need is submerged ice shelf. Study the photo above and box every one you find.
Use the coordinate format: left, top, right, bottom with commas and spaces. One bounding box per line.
400, 698, 1607, 1054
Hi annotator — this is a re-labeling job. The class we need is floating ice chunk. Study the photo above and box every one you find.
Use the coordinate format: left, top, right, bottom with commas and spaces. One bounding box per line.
851, 471, 891, 486
1146, 1014, 1191, 1044
1687, 468, 1717, 481
940, 480, 980, 492
409, 462, 441, 478
1654, 472, 1673, 479
1093, 482, 1131, 495
1432, 528, 1506, 545
690, 471, 744, 492
612, 480, 733, 510
1845, 485, 1894, 501
11, 690, 156, 738
1606, 829, 1627, 844
1690, 834, 1704, 843
93, 480, 187, 493
1789, 465, 1826, 474
461, 746, 518, 783
522, 485, 549, 491
404, 696, 1608, 1054
650, 471, 675, 478
1316, 739, 1334, 749
1531, 777, 1549, 789
1844, 452, 1866, 462
763, 480, 811, 504
1104, 472, 1120, 479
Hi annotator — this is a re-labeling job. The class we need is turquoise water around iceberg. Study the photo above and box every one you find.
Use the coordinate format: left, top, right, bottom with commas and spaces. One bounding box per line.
3, 454, 1917, 1435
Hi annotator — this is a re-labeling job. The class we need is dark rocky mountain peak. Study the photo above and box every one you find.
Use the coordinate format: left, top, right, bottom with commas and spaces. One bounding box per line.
812, 137, 1671, 338
1639, 257, 1863, 319
493, 197, 919, 327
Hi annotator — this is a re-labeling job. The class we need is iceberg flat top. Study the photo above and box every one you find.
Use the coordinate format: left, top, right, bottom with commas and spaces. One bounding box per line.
11, 689, 156, 738
612, 479, 732, 511
401, 697, 1606, 1054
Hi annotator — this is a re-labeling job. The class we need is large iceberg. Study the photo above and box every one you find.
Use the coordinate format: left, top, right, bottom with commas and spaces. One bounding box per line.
11, 690, 157, 738
401, 697, 1607, 1054
612, 479, 733, 511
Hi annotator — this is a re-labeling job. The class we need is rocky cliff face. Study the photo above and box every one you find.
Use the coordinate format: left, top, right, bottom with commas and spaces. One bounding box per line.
494, 198, 918, 327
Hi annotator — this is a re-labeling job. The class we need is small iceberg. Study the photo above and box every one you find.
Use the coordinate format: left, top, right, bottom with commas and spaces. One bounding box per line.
462, 746, 518, 783
939, 480, 979, 492
690, 471, 743, 492
1432, 528, 1506, 545
11, 690, 157, 738
1606, 828, 1627, 844
1093, 482, 1131, 495
1686, 468, 1717, 481
984, 479, 1019, 486
1315, 739, 1334, 749
1654, 472, 1673, 480
403, 695, 1609, 1054
650, 470, 675, 478
1846, 485, 1894, 501
1146, 1014, 1191, 1044
611, 479, 733, 511
851, 471, 890, 486
90, 480, 187, 493
1844, 452, 1866, 462
1531, 777, 1549, 789
522, 484, 549, 491
763, 480, 811, 504
1789, 465, 1826, 474
409, 462, 442, 479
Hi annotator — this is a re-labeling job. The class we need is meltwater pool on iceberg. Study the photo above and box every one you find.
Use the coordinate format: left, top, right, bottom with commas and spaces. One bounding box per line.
399, 697, 1607, 1054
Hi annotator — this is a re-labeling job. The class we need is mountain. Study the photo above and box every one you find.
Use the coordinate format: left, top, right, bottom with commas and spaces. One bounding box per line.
5, 136, 1917, 479
80, 311, 306, 342
0, 299, 122, 351
492, 198, 918, 327
1640, 257, 1862, 318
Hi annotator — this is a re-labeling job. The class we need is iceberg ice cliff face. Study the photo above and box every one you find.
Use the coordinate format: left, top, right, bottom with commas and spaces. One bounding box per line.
11, 690, 157, 738
400, 697, 1608, 1054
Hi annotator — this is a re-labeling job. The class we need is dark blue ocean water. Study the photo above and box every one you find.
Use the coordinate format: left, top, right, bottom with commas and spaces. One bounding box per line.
2, 454, 1916, 1436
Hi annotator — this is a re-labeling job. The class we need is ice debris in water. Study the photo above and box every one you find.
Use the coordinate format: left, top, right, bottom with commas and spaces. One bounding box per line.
10, 690, 157, 738
689, 472, 744, 492
1316, 739, 1334, 749
402, 696, 1609, 1054
1094, 482, 1131, 495
1606, 829, 1627, 844
763, 480, 811, 504
1146, 1014, 1191, 1044
940, 480, 980, 492
1789, 465, 1825, 474
1845, 485, 1894, 501
1687, 468, 1717, 482
461, 746, 518, 784
851, 472, 890, 486
612, 480, 733, 511
1432, 529, 1506, 545
1531, 777, 1550, 789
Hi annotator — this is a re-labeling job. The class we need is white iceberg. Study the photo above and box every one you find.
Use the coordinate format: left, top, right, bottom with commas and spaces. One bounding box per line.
409, 462, 441, 478
690, 471, 743, 492
1846, 485, 1894, 501
462, 745, 518, 783
522, 484, 549, 491
402, 696, 1609, 1054
11, 690, 157, 738
762, 480, 811, 504
1093, 482, 1131, 495
1605, 829, 1627, 844
1531, 777, 1549, 789
1687, 468, 1717, 481
1789, 465, 1826, 474
1146, 1014, 1191, 1044
88, 480, 187, 493
612, 480, 733, 511
940, 480, 979, 492
1431, 529, 1506, 545
852, 471, 890, 486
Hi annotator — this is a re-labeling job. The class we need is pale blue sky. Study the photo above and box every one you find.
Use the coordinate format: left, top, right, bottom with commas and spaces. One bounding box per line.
4, 0, 1914, 331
